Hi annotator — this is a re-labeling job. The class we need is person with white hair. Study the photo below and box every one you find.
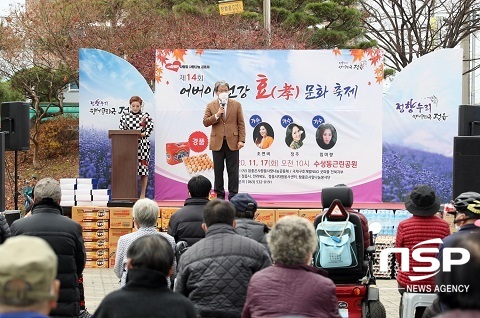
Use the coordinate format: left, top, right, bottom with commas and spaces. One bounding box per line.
0, 236, 60, 317
242, 215, 341, 318
114, 198, 176, 287
10, 177, 86, 318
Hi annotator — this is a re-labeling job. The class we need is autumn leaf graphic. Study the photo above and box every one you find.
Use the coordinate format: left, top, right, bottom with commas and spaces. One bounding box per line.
333, 48, 341, 56
350, 49, 365, 62
173, 49, 187, 62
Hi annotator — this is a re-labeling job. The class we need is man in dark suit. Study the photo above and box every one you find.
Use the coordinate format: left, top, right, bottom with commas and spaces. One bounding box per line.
203, 80, 246, 200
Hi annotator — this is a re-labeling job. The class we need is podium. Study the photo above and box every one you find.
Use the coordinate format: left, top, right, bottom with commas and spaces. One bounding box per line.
108, 130, 140, 201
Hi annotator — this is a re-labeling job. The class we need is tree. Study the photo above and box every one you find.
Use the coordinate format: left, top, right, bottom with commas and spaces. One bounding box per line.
359, 0, 480, 72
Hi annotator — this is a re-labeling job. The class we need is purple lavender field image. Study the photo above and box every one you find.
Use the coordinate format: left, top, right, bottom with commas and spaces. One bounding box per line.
382, 143, 452, 203
79, 128, 155, 199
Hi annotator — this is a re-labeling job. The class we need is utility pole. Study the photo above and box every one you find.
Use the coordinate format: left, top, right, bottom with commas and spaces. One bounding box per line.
462, 34, 471, 104
263, 0, 271, 46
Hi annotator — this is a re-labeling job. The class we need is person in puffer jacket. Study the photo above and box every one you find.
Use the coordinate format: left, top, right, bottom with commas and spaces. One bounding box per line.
230, 193, 269, 253
10, 177, 86, 318
174, 199, 272, 318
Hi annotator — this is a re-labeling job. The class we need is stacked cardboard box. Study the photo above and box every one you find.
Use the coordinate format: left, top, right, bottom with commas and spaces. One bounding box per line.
108, 208, 133, 268
160, 208, 178, 232
298, 209, 321, 224
72, 206, 110, 268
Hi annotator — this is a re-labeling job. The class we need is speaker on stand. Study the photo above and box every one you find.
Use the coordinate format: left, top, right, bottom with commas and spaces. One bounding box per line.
453, 136, 480, 199
1, 102, 31, 210
0, 132, 5, 212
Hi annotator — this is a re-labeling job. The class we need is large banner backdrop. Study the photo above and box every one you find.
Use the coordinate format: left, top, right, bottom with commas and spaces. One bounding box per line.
77, 48, 460, 204
154, 49, 385, 202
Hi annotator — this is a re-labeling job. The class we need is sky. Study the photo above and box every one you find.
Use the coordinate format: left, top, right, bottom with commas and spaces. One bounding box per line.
0, 0, 24, 16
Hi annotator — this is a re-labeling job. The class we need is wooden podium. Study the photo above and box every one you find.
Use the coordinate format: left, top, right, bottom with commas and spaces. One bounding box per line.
108, 130, 140, 201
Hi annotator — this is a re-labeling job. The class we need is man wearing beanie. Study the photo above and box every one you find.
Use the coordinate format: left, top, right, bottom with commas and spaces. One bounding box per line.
0, 236, 60, 317
230, 193, 270, 253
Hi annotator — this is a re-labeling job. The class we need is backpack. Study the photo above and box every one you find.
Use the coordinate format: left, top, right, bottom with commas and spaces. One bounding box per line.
314, 212, 358, 268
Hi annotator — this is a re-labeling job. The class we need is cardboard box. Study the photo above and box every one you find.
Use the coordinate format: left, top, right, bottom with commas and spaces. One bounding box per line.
72, 207, 110, 221
82, 229, 108, 240
161, 218, 170, 232
84, 239, 108, 249
298, 209, 321, 223
109, 249, 117, 268
254, 209, 275, 228
275, 209, 299, 221
161, 207, 178, 219
85, 258, 109, 268
85, 248, 109, 259
108, 228, 132, 249
109, 218, 133, 229
110, 207, 133, 219
81, 219, 109, 230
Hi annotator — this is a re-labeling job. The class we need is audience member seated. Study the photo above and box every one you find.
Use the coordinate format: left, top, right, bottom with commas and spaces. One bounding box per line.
231, 193, 270, 252
175, 199, 271, 318
114, 198, 176, 288
432, 231, 480, 318
167, 175, 211, 246
10, 177, 86, 318
92, 235, 197, 318
0, 236, 60, 318
242, 215, 341, 318
423, 192, 480, 318
396, 184, 450, 318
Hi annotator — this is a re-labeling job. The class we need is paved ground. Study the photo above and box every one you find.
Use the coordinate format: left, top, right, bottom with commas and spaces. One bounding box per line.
83, 268, 401, 317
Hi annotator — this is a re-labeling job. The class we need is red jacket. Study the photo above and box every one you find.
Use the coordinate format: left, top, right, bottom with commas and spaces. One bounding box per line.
395, 215, 450, 288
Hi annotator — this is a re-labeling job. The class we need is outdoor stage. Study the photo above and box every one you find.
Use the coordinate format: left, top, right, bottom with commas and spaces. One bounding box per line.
157, 200, 406, 211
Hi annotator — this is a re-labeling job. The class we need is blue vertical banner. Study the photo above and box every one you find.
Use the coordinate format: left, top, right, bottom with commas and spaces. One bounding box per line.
382, 49, 462, 202
154, 49, 384, 202
78, 49, 155, 197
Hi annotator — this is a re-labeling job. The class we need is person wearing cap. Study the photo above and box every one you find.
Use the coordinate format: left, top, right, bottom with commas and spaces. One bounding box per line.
395, 184, 450, 318
230, 193, 270, 253
93, 235, 196, 318
423, 192, 480, 318
167, 175, 211, 247
242, 215, 341, 318
0, 236, 60, 317
9, 177, 86, 318
175, 199, 271, 318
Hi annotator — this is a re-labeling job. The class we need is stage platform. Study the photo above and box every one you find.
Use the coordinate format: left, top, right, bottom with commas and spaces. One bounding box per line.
156, 200, 406, 210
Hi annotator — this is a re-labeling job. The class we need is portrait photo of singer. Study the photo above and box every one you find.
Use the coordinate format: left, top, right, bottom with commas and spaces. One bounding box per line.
119, 95, 154, 199
203, 80, 246, 201
285, 123, 305, 149
253, 122, 274, 149
316, 123, 337, 150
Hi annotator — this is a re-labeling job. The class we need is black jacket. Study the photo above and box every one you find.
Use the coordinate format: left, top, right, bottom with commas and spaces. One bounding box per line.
92, 268, 197, 318
175, 223, 272, 318
10, 201, 86, 318
167, 197, 208, 246
0, 214, 11, 244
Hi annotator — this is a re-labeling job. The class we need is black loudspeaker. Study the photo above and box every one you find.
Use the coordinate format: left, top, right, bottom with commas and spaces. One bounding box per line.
0, 132, 5, 212
0, 102, 30, 151
453, 136, 480, 199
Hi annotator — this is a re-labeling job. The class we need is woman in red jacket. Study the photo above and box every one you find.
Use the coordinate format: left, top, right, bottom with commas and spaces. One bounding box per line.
396, 184, 450, 318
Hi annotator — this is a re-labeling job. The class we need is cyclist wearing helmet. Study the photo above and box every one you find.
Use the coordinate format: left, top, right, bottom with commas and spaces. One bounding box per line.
423, 192, 480, 318
438, 191, 480, 259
